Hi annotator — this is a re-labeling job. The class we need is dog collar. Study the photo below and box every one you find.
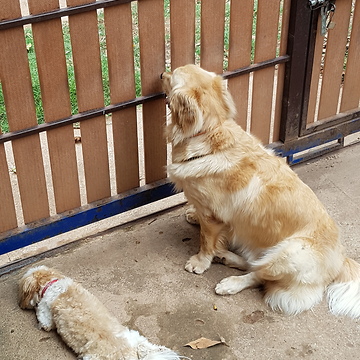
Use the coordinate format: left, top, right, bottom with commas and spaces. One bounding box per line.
41, 279, 59, 298
184, 154, 209, 162
191, 131, 206, 138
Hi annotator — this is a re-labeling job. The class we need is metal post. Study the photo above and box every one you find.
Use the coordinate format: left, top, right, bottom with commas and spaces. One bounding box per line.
280, 0, 317, 142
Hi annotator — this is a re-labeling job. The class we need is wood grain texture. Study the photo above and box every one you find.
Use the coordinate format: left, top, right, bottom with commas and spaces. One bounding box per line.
227, 0, 253, 130
138, 0, 166, 183
104, 3, 139, 192
68, 0, 110, 203
251, 0, 280, 143
317, 0, 352, 120
0, 0, 49, 223
340, 1, 360, 112
29, 0, 81, 213
170, 0, 195, 69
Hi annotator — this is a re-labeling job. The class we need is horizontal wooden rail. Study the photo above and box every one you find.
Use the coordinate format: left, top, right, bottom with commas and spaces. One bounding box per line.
0, 55, 290, 144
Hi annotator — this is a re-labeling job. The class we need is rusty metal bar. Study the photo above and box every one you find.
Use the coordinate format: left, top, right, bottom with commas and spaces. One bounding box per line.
0, 0, 132, 30
0, 55, 289, 144
222, 55, 290, 80
0, 93, 164, 144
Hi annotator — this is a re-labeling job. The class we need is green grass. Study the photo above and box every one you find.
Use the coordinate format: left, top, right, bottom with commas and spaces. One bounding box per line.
26, 30, 44, 126
0, 83, 7, 133
0, 0, 262, 134
62, 22, 78, 116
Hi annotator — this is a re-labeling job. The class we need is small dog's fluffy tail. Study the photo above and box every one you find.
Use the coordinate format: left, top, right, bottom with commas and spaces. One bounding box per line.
327, 257, 360, 318
117, 328, 189, 360
143, 348, 185, 360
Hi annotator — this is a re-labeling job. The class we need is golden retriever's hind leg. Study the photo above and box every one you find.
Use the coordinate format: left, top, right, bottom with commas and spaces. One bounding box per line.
215, 250, 248, 271
215, 272, 261, 295
185, 206, 199, 225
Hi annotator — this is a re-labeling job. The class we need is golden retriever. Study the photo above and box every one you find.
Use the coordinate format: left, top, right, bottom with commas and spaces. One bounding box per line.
161, 64, 360, 318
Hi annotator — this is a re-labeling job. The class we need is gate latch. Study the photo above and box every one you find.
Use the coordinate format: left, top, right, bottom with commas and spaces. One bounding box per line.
309, 0, 336, 36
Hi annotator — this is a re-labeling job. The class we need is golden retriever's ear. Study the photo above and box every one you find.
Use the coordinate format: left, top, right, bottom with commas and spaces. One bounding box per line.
170, 90, 201, 136
19, 275, 39, 309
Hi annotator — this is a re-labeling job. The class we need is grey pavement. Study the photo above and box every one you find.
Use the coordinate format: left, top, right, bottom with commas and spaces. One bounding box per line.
1, 142, 360, 360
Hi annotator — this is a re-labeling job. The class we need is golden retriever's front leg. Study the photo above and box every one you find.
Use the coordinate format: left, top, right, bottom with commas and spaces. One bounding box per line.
185, 215, 223, 274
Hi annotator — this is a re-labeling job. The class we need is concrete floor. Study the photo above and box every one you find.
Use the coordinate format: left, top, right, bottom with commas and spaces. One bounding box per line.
1, 142, 360, 360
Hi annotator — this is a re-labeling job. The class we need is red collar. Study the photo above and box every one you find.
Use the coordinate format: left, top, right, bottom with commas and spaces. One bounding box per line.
41, 279, 59, 298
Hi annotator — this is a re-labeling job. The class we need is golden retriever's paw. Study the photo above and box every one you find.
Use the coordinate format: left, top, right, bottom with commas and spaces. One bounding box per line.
216, 273, 260, 295
185, 208, 199, 225
185, 254, 211, 274
215, 276, 243, 295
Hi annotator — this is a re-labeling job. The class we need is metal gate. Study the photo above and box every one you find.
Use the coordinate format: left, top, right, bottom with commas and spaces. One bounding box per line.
0, 0, 359, 257
274, 0, 360, 164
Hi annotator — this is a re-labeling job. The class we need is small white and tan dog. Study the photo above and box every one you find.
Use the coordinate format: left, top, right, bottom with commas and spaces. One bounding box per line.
19, 265, 183, 360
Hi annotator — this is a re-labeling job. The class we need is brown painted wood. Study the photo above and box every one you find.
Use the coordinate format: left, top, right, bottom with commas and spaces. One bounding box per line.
0, 0, 49, 224
227, 0, 253, 130
317, 0, 352, 120
306, 16, 324, 125
67, 0, 110, 203
251, 0, 281, 144
0, 140, 17, 232
200, 0, 226, 73
340, 1, 360, 113
29, 0, 81, 214
138, 0, 166, 183
104, 3, 139, 192
170, 0, 195, 69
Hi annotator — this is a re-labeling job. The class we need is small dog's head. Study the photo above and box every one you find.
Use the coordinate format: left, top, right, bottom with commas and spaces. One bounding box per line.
161, 64, 236, 144
18, 265, 62, 309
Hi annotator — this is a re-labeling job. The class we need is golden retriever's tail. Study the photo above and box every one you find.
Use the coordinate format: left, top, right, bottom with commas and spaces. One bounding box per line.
326, 258, 360, 318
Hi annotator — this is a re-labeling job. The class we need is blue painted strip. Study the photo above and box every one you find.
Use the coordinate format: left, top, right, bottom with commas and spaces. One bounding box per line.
1, 124, 360, 257
0, 180, 176, 255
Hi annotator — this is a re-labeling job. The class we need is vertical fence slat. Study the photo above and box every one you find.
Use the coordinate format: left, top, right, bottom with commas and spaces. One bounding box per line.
200, 0, 226, 73
272, 0, 291, 142
0, 140, 17, 232
227, 0, 253, 130
340, 1, 360, 113
104, 3, 139, 193
0, 0, 49, 224
317, 0, 352, 120
28, 0, 81, 214
306, 16, 323, 125
251, 0, 281, 144
138, 0, 166, 184
67, 0, 110, 203
170, 0, 195, 69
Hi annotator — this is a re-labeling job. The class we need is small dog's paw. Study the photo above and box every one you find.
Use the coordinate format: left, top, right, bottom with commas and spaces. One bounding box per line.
215, 276, 242, 295
185, 208, 199, 225
40, 325, 52, 332
185, 254, 211, 274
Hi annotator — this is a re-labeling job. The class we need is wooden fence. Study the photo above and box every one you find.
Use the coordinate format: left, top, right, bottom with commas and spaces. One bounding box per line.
0, 0, 359, 255
306, 0, 360, 129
